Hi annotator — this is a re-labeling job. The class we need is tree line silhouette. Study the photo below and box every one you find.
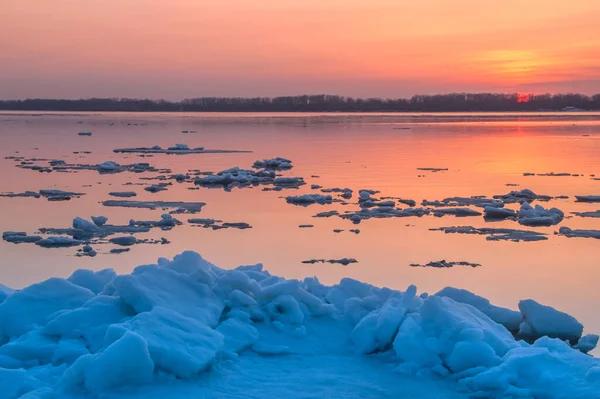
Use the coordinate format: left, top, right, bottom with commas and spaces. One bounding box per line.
1, 93, 599, 112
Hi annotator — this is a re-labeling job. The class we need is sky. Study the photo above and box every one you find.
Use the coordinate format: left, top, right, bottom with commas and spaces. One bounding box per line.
1, 0, 600, 99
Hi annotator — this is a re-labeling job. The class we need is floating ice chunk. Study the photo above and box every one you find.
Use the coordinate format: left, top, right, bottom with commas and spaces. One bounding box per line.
483, 206, 516, 219
253, 157, 293, 170
417, 167, 448, 172
221, 222, 251, 229
431, 226, 547, 242
518, 202, 564, 226
96, 161, 120, 172
518, 299, 583, 342
2, 232, 42, 244
107, 235, 136, 246
108, 191, 137, 198
168, 143, 189, 150
91, 216, 108, 226
286, 194, 333, 206
36, 236, 82, 248
188, 218, 219, 226
102, 200, 205, 213
144, 184, 168, 193
575, 195, 600, 203
313, 210, 339, 218
572, 209, 600, 218
493, 189, 552, 204
72, 217, 102, 232
435, 287, 522, 332
39, 189, 84, 201
411, 260, 481, 269
431, 208, 482, 217
110, 248, 130, 254
0, 191, 40, 198
273, 177, 305, 188
557, 226, 600, 239
302, 258, 358, 266
114, 145, 249, 154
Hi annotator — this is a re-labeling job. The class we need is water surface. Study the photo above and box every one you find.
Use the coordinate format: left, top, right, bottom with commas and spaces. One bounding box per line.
0, 111, 598, 343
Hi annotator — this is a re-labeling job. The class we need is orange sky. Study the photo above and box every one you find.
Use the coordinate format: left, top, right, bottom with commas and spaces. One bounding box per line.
1, 0, 600, 99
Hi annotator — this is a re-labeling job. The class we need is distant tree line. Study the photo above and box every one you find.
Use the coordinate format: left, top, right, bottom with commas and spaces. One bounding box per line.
1, 93, 600, 112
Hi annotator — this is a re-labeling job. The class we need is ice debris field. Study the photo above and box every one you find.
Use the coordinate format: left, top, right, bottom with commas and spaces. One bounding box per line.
0, 251, 598, 399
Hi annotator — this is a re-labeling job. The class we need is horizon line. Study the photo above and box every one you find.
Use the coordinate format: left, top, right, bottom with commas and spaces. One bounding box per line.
2, 92, 600, 102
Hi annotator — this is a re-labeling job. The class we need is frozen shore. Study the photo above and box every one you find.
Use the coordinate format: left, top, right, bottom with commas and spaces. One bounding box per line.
0, 251, 598, 399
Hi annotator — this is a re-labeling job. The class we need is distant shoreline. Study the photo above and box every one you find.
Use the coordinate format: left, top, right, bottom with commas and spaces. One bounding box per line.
1, 93, 599, 113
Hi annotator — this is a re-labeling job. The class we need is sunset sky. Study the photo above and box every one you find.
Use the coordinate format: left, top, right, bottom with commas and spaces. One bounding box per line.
1, 0, 600, 99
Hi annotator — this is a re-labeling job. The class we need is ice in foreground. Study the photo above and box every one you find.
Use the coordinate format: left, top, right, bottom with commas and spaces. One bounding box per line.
0, 251, 598, 399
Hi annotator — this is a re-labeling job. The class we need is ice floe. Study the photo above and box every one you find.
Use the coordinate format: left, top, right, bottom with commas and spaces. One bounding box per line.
423, 197, 504, 208
557, 226, 600, 239
431, 226, 548, 242
108, 191, 137, 198
517, 202, 564, 226
102, 200, 205, 213
410, 260, 481, 269
2, 232, 42, 244
286, 194, 333, 206
0, 191, 41, 198
187, 219, 252, 230
113, 144, 251, 155
575, 195, 600, 203
417, 167, 448, 172
431, 208, 482, 217
252, 157, 293, 170
572, 209, 600, 218
493, 189, 554, 203
302, 258, 358, 266
144, 184, 169, 193
0, 251, 596, 399
313, 210, 339, 218
39, 190, 85, 201
483, 206, 516, 220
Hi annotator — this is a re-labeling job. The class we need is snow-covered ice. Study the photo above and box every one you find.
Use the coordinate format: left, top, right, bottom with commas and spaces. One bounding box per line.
0, 251, 597, 398
252, 157, 293, 170
286, 194, 333, 206
518, 202, 564, 226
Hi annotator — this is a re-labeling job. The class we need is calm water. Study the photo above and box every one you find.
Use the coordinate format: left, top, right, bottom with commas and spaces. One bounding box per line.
0, 111, 599, 344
